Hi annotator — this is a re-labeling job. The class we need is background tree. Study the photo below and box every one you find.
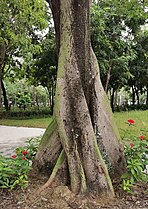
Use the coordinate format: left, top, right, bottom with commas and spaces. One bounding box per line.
128, 30, 148, 105
91, 2, 133, 93
33, 0, 125, 197
31, 31, 57, 114
0, 0, 48, 111
91, 0, 147, 110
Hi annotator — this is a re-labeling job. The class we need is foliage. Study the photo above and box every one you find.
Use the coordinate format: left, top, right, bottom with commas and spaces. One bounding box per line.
16, 91, 32, 110
31, 31, 57, 113
0, 0, 49, 70
4, 79, 49, 110
127, 30, 148, 105
25, 137, 41, 161
0, 0, 49, 111
117, 104, 148, 112
0, 150, 31, 189
91, 0, 147, 110
0, 107, 51, 121
32, 32, 57, 88
91, 1, 137, 91
1, 0, 147, 112
121, 120, 148, 192
0, 137, 41, 189
0, 0, 48, 53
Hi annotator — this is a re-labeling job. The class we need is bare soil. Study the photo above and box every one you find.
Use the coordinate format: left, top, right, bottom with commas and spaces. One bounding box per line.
0, 170, 147, 209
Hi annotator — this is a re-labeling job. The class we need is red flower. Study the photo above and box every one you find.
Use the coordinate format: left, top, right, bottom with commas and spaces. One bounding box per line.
11, 155, 17, 159
22, 156, 26, 160
139, 135, 145, 140
130, 143, 134, 148
22, 150, 27, 155
128, 119, 135, 125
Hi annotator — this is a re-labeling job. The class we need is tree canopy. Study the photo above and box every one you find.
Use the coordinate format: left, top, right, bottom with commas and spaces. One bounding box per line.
91, 0, 148, 110
0, 0, 147, 112
0, 0, 49, 110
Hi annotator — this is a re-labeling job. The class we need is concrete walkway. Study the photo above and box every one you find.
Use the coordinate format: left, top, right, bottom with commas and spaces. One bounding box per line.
0, 126, 45, 157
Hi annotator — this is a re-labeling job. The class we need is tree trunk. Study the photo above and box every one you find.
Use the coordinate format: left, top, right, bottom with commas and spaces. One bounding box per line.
104, 60, 112, 93
49, 78, 55, 115
51, 78, 55, 115
34, 0, 125, 196
35, 94, 39, 110
1, 79, 9, 111
135, 87, 139, 105
47, 84, 54, 115
132, 86, 135, 105
0, 70, 2, 110
110, 88, 115, 112
0, 43, 6, 111
146, 84, 148, 105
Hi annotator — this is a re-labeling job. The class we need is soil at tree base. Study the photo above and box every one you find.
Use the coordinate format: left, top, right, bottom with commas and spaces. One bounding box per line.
0, 170, 147, 209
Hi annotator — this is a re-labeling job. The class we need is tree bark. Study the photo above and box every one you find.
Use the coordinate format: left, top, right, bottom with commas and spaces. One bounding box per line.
135, 87, 139, 105
110, 88, 115, 112
132, 85, 135, 105
50, 78, 54, 114
34, 0, 125, 196
1, 79, 9, 111
146, 84, 148, 105
0, 43, 6, 111
104, 60, 112, 93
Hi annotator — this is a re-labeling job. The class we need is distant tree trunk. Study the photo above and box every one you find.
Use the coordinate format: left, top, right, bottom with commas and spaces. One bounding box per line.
104, 59, 112, 93
34, 0, 125, 196
35, 95, 39, 110
0, 71, 2, 110
50, 79, 54, 115
132, 86, 135, 105
114, 90, 118, 111
135, 87, 139, 105
0, 43, 6, 111
146, 85, 148, 105
1, 79, 9, 111
110, 88, 115, 112
49, 77, 55, 115
47, 85, 54, 115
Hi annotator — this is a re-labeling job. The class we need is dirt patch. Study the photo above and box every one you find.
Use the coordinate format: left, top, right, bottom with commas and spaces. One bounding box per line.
0, 171, 147, 209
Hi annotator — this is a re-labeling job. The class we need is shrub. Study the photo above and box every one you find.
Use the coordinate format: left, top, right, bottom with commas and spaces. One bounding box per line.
116, 104, 148, 112
0, 151, 31, 189
25, 137, 41, 161
121, 120, 148, 192
0, 107, 52, 119
0, 137, 41, 189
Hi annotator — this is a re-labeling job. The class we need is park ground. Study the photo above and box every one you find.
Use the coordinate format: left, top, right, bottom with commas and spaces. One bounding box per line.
0, 170, 147, 209
0, 110, 148, 209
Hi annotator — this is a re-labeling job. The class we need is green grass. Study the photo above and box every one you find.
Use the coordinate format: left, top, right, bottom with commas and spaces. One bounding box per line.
114, 110, 148, 141
0, 117, 52, 129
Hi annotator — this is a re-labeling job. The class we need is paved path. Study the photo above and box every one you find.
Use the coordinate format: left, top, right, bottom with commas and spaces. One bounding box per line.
0, 126, 45, 157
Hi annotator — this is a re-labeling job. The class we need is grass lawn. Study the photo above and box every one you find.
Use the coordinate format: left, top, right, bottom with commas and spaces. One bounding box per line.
0, 117, 52, 129
114, 110, 148, 141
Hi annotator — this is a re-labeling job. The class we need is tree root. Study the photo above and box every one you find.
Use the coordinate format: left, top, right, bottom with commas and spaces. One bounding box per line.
36, 149, 65, 195
94, 136, 115, 197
